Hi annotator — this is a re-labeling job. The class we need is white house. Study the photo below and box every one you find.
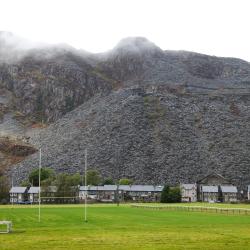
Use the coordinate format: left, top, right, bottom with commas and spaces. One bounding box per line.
180, 184, 197, 202
28, 187, 40, 203
9, 187, 27, 204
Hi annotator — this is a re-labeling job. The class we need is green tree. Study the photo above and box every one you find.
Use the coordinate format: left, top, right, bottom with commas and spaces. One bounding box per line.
0, 176, 10, 204
69, 173, 81, 186
103, 177, 114, 185
160, 185, 181, 203
119, 178, 133, 185
84, 170, 101, 186
169, 187, 181, 203
28, 168, 55, 186
55, 173, 80, 203
160, 185, 170, 203
21, 179, 31, 187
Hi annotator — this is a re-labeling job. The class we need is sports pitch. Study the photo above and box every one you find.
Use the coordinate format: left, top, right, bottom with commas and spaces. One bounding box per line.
0, 203, 250, 250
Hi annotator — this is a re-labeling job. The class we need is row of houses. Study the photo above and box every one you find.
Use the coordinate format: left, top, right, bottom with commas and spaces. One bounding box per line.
9, 174, 250, 204
9, 185, 164, 204
181, 173, 243, 203
181, 184, 238, 203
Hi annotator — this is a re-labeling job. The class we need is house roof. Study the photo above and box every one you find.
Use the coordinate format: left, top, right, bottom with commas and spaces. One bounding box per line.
197, 173, 230, 184
220, 185, 237, 193
180, 184, 196, 190
80, 185, 117, 191
79, 185, 163, 192
9, 187, 27, 193
120, 185, 163, 192
201, 185, 218, 193
28, 187, 40, 194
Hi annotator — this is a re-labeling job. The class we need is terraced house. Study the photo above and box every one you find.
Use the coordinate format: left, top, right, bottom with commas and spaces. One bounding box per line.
79, 185, 163, 202
9, 187, 28, 204
197, 173, 238, 202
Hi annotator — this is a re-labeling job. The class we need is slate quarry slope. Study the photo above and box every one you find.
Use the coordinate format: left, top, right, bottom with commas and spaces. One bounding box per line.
12, 87, 250, 187
2, 35, 250, 186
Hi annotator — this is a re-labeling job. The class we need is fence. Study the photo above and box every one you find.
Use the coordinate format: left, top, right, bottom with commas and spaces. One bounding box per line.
131, 204, 250, 215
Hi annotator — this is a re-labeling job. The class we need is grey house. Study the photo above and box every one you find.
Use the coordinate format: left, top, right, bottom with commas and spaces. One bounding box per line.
200, 185, 219, 202
79, 185, 163, 202
79, 185, 117, 202
220, 185, 238, 202
197, 173, 238, 202
9, 187, 28, 204
119, 185, 163, 202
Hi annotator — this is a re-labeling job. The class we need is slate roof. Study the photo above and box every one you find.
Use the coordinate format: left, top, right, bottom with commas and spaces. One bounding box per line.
180, 184, 196, 190
80, 185, 117, 191
119, 185, 163, 192
79, 185, 163, 192
28, 187, 40, 194
220, 185, 237, 193
9, 187, 27, 193
201, 185, 218, 193
197, 173, 230, 184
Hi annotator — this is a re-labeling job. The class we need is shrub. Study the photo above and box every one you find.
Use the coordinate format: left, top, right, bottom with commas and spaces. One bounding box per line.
160, 185, 181, 203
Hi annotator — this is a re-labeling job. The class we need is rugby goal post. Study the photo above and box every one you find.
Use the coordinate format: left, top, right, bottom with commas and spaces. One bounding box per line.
0, 221, 12, 233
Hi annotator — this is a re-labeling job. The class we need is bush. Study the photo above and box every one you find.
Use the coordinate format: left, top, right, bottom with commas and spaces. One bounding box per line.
103, 177, 114, 185
0, 198, 8, 205
29, 168, 55, 186
119, 178, 133, 185
160, 185, 181, 203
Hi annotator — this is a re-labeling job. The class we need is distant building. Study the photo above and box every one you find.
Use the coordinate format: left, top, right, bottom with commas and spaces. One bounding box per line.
197, 173, 238, 202
79, 185, 117, 202
41, 186, 58, 203
220, 185, 238, 202
28, 187, 40, 203
9, 187, 28, 204
248, 186, 250, 200
119, 185, 163, 202
79, 185, 163, 202
180, 184, 197, 202
200, 185, 219, 202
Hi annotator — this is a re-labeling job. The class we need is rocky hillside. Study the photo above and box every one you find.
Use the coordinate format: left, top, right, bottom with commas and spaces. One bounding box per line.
1, 33, 250, 187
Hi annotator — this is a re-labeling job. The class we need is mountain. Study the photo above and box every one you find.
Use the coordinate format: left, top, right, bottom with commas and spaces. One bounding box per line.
1, 34, 250, 187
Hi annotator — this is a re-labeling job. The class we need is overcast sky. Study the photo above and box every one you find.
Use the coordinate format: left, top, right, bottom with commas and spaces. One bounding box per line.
0, 0, 250, 61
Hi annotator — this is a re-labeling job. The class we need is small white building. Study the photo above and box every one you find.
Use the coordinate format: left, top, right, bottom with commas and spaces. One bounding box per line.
248, 185, 250, 200
180, 184, 197, 202
28, 187, 40, 203
9, 187, 27, 204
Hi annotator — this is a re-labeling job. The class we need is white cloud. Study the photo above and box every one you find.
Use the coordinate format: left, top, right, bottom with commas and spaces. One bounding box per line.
0, 0, 249, 61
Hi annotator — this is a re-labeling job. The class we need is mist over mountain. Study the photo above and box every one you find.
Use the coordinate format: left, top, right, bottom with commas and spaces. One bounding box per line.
1, 32, 250, 187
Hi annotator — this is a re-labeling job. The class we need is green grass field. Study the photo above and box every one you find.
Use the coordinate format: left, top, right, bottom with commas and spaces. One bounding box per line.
1, 204, 250, 250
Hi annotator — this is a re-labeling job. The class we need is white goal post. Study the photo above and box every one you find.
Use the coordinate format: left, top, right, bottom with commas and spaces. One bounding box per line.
0, 221, 12, 234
